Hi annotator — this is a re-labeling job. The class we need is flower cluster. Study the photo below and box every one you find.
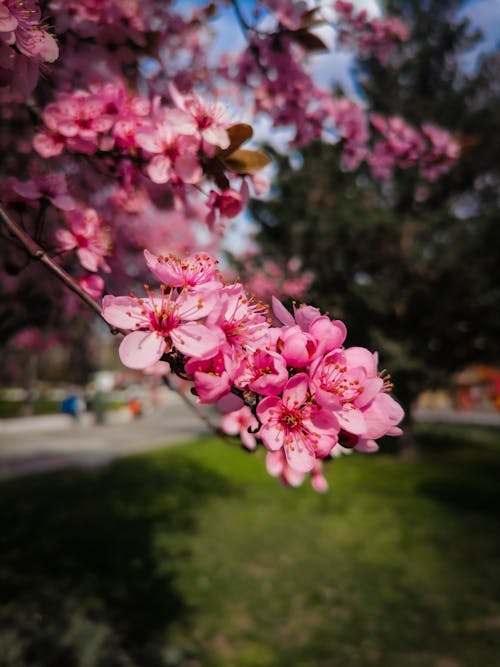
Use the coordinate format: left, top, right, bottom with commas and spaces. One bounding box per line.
32, 80, 268, 239
0, 0, 58, 96
238, 255, 314, 304
326, 102, 461, 179
102, 250, 404, 492
334, 1, 410, 65
368, 114, 461, 181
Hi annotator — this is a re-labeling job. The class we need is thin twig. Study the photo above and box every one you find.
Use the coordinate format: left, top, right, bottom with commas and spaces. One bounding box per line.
231, 0, 266, 36
162, 374, 230, 441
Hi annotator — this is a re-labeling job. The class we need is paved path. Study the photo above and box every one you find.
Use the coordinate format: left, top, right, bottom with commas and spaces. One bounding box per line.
2, 400, 499, 480
0, 392, 211, 479
412, 408, 500, 427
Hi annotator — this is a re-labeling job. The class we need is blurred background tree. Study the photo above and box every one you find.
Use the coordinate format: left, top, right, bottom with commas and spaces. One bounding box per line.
249, 0, 500, 423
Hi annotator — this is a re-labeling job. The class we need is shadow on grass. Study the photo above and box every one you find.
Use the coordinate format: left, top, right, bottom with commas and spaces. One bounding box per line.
0, 450, 233, 667
415, 423, 500, 517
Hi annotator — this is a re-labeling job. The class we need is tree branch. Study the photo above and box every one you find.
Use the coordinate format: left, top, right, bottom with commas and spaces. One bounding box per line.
162, 374, 229, 441
0, 203, 124, 335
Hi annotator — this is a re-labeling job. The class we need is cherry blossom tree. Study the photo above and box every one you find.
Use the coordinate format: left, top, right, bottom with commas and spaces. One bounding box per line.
0, 0, 460, 489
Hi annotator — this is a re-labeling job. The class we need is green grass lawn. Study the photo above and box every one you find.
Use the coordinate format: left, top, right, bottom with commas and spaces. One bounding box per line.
0, 423, 499, 667
0, 399, 63, 419
0, 399, 126, 418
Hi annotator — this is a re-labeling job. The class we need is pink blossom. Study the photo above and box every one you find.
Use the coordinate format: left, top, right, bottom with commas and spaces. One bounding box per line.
79, 274, 105, 299
206, 284, 270, 352
136, 112, 202, 184
185, 350, 235, 404
266, 449, 329, 491
262, 0, 308, 31
245, 257, 313, 303
48, 0, 153, 44
277, 325, 316, 368
221, 406, 259, 450
33, 131, 65, 158
144, 249, 221, 289
238, 348, 289, 397
330, 346, 405, 442
11, 173, 75, 210
358, 392, 405, 440
420, 123, 461, 181
0, 1, 58, 62
206, 189, 244, 228
101, 287, 223, 369
0, 0, 58, 95
266, 449, 307, 487
329, 98, 369, 170
257, 373, 339, 472
169, 85, 231, 154
90, 81, 150, 149
310, 350, 374, 435
56, 208, 111, 273
272, 297, 346, 359
311, 462, 329, 493
41, 91, 115, 155
334, 1, 409, 64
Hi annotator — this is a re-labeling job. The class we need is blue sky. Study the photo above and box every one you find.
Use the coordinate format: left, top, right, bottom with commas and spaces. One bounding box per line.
179, 0, 499, 73
458, 0, 500, 70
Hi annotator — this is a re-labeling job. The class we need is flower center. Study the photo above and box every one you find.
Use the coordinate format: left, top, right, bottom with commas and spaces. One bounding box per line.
198, 114, 212, 129
320, 361, 362, 403
149, 306, 178, 334
279, 408, 301, 431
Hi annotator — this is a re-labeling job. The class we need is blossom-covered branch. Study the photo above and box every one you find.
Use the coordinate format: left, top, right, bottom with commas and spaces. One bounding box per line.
101, 249, 404, 491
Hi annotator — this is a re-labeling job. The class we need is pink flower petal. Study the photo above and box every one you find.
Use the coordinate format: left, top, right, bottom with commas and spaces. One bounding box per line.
282, 373, 308, 408
194, 370, 230, 404
256, 395, 281, 423
176, 291, 215, 320
259, 421, 285, 451
354, 439, 379, 453
203, 126, 230, 149
241, 429, 257, 451
335, 406, 367, 435
51, 194, 76, 211
77, 247, 99, 272
56, 228, 76, 250
170, 322, 222, 359
33, 132, 64, 158
101, 295, 146, 329
12, 180, 41, 199
0, 7, 18, 32
175, 153, 202, 184
312, 473, 329, 493
119, 331, 166, 369
272, 296, 295, 326
310, 317, 347, 355
266, 450, 285, 477
284, 441, 315, 473
344, 346, 378, 376
147, 155, 171, 184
